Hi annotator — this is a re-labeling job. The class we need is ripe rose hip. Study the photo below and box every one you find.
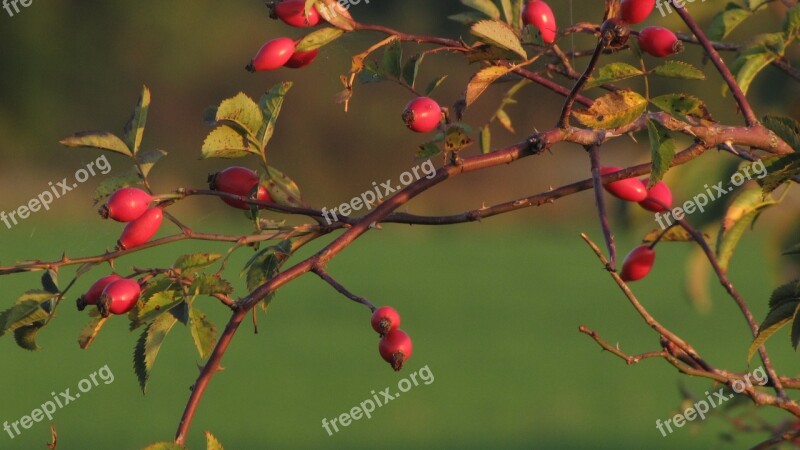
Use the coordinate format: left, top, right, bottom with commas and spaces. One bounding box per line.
402, 97, 441, 133
638, 180, 673, 212
379, 329, 413, 371
118, 207, 163, 250
600, 167, 648, 202
208, 166, 272, 209
99, 187, 152, 222
246, 37, 296, 72
98, 278, 141, 317
371, 306, 401, 336
274, 0, 321, 28
522, 0, 557, 44
77, 274, 122, 311
620, 0, 655, 24
620, 245, 656, 282
284, 47, 319, 69
638, 26, 683, 57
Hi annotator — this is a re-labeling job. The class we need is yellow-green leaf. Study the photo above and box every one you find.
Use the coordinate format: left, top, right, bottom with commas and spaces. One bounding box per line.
124, 85, 151, 154
585, 62, 644, 89
572, 90, 647, 129
651, 61, 706, 80
748, 301, 799, 361
60, 131, 132, 157
470, 20, 527, 60
465, 65, 515, 107
716, 188, 777, 271
205, 432, 224, 450
215, 93, 263, 138
296, 27, 344, 52
461, 0, 501, 20
201, 126, 257, 159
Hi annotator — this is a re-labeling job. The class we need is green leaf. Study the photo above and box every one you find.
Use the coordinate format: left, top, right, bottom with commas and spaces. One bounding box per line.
142, 442, 186, 450
424, 75, 448, 96
129, 291, 182, 331
465, 65, 515, 107
732, 51, 776, 96
748, 300, 799, 361
479, 125, 491, 154
707, 3, 752, 41
242, 240, 292, 295
264, 166, 303, 207
417, 142, 442, 159
642, 227, 698, 244
449, 12, 488, 25
215, 93, 264, 138
445, 125, 474, 153
0, 291, 54, 337
585, 63, 644, 89
124, 85, 151, 155
205, 432, 224, 450
295, 27, 345, 52
470, 20, 527, 60
136, 149, 167, 178
41, 270, 59, 294
758, 154, 800, 195
647, 118, 676, 186
402, 53, 424, 88
60, 131, 132, 157
784, 5, 800, 40
190, 274, 234, 296
78, 314, 108, 350
461, 0, 501, 20
650, 94, 709, 123
134, 311, 179, 394
93, 166, 143, 203
14, 321, 45, 351
313, 0, 355, 31
174, 253, 222, 274
202, 126, 258, 159
572, 90, 647, 129
381, 41, 403, 79
189, 307, 217, 359
762, 115, 800, 151
716, 188, 777, 271
495, 109, 514, 133
769, 280, 800, 310
651, 61, 706, 80
257, 82, 293, 153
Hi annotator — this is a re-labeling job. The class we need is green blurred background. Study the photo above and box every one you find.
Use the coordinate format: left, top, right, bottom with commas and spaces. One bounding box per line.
0, 1, 798, 449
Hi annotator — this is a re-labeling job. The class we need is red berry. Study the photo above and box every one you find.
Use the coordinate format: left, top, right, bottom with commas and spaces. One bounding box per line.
600, 167, 648, 202
118, 207, 163, 250
522, 0, 557, 44
246, 38, 296, 72
208, 166, 272, 209
284, 47, 318, 69
98, 278, 141, 317
77, 274, 122, 311
638, 180, 673, 212
620, 0, 655, 24
638, 26, 682, 57
274, 0, 320, 28
379, 329, 413, 371
402, 97, 441, 133
371, 306, 401, 336
99, 187, 152, 222
620, 245, 656, 282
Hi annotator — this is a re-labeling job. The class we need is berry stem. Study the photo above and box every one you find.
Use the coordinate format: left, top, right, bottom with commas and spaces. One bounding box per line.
587, 144, 616, 271
312, 266, 377, 312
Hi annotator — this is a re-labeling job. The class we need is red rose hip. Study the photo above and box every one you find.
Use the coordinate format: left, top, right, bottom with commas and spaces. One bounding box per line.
620, 245, 656, 282
371, 306, 401, 336
117, 207, 163, 250
402, 97, 441, 133
638, 180, 673, 212
98, 278, 141, 317
522, 0, 557, 44
638, 26, 682, 57
379, 329, 413, 371
274, 0, 320, 28
246, 37, 296, 72
77, 274, 122, 311
208, 166, 272, 209
284, 48, 318, 69
600, 167, 648, 202
620, 0, 655, 24
99, 187, 152, 222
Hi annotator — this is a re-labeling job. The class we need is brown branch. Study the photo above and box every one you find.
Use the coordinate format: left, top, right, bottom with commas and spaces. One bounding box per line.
588, 144, 617, 269
312, 266, 377, 311
579, 325, 665, 364
558, 39, 606, 127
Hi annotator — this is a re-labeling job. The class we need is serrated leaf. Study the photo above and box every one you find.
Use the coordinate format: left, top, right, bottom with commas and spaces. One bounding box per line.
759, 154, 800, 194
707, 3, 752, 41
258, 82, 293, 153
174, 253, 222, 274
296, 27, 345, 52
93, 167, 144, 203
242, 241, 292, 295
190, 274, 234, 296
134, 312, 179, 394
424, 75, 448, 96
769, 280, 800, 310
136, 149, 167, 178
78, 314, 108, 350
142, 442, 186, 450
650, 94, 709, 123
642, 227, 700, 243
470, 20, 527, 60
381, 41, 403, 79
585, 63, 644, 89
264, 166, 303, 207
572, 90, 647, 129
445, 125, 474, 152
0, 291, 54, 336
465, 44, 522, 63
189, 307, 217, 359
461, 0, 501, 20
124, 86, 151, 155
205, 432, 224, 450
15, 321, 45, 351
465, 65, 515, 107
60, 131, 132, 157
129, 291, 182, 331
647, 118, 676, 185
479, 125, 491, 154
41, 270, 59, 294
402, 53, 424, 88
417, 142, 442, 159
313, 0, 355, 31
748, 301, 799, 361
651, 61, 706, 80
762, 115, 800, 151
215, 93, 263, 138
716, 188, 777, 271
201, 126, 257, 159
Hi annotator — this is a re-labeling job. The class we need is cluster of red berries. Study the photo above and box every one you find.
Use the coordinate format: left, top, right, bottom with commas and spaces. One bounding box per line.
618, 0, 682, 57
371, 306, 412, 371
100, 187, 163, 250
600, 166, 674, 282
208, 166, 273, 210
77, 274, 142, 317
247, 0, 325, 72
522, 1, 557, 44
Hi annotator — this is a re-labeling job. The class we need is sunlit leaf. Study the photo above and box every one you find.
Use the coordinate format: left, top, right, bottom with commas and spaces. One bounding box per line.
572, 90, 647, 129
470, 20, 527, 59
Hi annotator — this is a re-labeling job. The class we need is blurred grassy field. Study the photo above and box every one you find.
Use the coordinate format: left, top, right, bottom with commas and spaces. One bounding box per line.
0, 220, 795, 450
